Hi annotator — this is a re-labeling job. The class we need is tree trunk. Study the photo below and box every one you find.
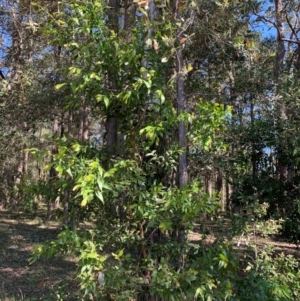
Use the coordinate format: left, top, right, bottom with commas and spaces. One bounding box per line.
176, 47, 188, 190
105, 0, 120, 156
215, 167, 223, 210
274, 0, 288, 181
174, 1, 188, 272
106, 115, 118, 155
67, 110, 74, 138
274, 0, 286, 87
226, 175, 233, 212
275, 0, 287, 120
15, 122, 28, 194
46, 115, 59, 222
250, 96, 257, 180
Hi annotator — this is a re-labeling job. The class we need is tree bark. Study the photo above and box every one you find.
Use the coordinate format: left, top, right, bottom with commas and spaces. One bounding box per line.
274, 0, 289, 181
105, 0, 120, 156
67, 110, 74, 138
173, 1, 188, 273
176, 48, 188, 190
274, 0, 286, 86
46, 115, 59, 222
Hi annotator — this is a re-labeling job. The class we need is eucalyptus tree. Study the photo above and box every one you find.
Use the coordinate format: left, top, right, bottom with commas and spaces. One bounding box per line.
0, 0, 88, 211
182, 0, 265, 210
234, 0, 300, 242
0, 0, 54, 207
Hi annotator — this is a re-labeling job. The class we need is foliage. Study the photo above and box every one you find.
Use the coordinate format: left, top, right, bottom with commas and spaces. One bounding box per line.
1, 0, 300, 300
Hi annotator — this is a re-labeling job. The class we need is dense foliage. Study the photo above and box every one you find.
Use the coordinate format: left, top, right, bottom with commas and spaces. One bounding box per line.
1, 0, 300, 300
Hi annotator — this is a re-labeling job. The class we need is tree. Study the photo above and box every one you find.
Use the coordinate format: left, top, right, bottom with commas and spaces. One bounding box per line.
0, 0, 300, 300
28, 1, 232, 300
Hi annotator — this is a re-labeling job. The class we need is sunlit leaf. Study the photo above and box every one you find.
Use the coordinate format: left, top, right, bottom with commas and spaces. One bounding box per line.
55, 83, 67, 90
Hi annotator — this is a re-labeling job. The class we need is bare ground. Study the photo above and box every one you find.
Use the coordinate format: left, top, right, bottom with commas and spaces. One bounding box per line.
0, 210, 79, 301
189, 219, 300, 259
0, 211, 299, 301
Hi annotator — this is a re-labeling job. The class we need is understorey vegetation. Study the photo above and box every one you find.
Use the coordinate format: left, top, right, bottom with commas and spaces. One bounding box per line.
1, 0, 300, 300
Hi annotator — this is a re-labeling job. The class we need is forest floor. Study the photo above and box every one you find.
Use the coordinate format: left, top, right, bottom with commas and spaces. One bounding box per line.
0, 210, 299, 301
0, 210, 79, 301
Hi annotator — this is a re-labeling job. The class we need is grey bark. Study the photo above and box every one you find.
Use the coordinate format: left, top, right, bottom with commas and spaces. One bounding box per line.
46, 116, 59, 222
67, 110, 73, 138
274, 0, 286, 86
274, 0, 289, 181
174, 1, 188, 274
176, 46, 188, 190
105, 0, 120, 156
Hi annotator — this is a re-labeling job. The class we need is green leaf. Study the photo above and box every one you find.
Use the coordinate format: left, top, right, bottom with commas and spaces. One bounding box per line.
195, 287, 204, 298
90, 73, 101, 81
55, 165, 64, 174
97, 178, 104, 190
55, 83, 67, 90
104, 96, 109, 108
70, 82, 77, 93
66, 168, 73, 177
82, 45, 90, 56
71, 17, 79, 25
81, 198, 88, 207
159, 221, 172, 232
95, 190, 104, 203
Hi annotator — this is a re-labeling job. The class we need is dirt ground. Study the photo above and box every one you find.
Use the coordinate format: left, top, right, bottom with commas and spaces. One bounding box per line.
0, 210, 299, 301
0, 210, 79, 301
189, 221, 300, 259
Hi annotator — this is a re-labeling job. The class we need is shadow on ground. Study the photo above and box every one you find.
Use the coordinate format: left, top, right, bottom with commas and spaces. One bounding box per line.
0, 211, 79, 301
190, 215, 300, 259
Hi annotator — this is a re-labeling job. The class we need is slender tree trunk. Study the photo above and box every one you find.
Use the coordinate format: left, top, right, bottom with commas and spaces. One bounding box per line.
226, 175, 233, 212
67, 110, 73, 138
287, 45, 300, 182
274, 0, 288, 181
106, 115, 118, 155
274, 0, 286, 88
174, 1, 188, 273
83, 106, 89, 141
250, 96, 257, 180
105, 0, 120, 156
46, 115, 59, 222
215, 167, 223, 209
275, 0, 287, 120
226, 62, 235, 210
15, 122, 28, 204
78, 101, 90, 142
78, 106, 84, 141
176, 48, 188, 190
295, 45, 300, 75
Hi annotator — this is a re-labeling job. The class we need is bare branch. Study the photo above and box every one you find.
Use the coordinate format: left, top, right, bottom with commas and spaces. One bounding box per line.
285, 14, 299, 41
281, 38, 300, 44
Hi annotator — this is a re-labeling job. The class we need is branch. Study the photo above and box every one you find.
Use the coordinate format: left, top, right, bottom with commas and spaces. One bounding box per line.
250, 3, 277, 28
285, 14, 299, 41
0, 70, 5, 80
281, 38, 300, 45
10, 5, 23, 44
